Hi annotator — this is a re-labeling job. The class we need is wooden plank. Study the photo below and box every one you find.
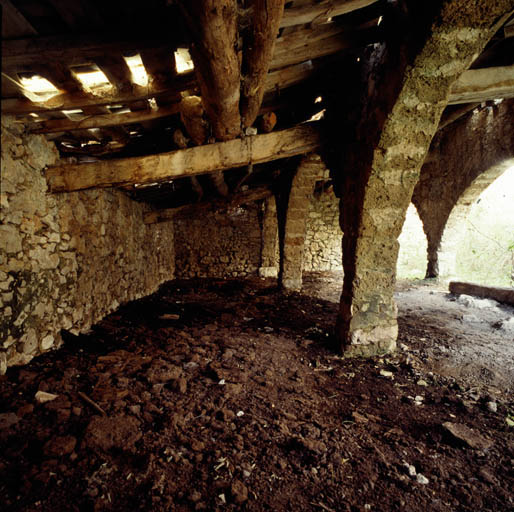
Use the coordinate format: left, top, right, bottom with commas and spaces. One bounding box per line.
46, 0, 105, 30
0, 0, 38, 38
30, 104, 180, 133
280, 0, 378, 27
2, 34, 176, 69
265, 61, 315, 91
448, 65, 514, 104
178, 0, 241, 141
241, 0, 285, 128
449, 281, 514, 307
45, 124, 321, 192
270, 25, 381, 70
144, 187, 273, 224
1, 71, 196, 114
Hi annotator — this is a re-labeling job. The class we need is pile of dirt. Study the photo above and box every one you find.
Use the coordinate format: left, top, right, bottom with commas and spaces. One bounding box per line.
0, 274, 512, 511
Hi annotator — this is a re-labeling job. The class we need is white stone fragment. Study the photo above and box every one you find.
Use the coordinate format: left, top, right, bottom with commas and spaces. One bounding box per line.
35, 391, 58, 403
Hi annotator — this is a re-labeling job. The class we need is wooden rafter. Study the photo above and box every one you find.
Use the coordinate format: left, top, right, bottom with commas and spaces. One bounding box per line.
45, 124, 320, 192
144, 186, 273, 224
280, 0, 379, 28
1, 72, 196, 114
270, 24, 380, 70
30, 104, 181, 134
178, 0, 241, 141
241, 0, 285, 128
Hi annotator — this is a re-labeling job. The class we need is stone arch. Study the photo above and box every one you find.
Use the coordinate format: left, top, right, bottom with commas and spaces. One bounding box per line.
438, 159, 514, 279
277, 153, 326, 291
413, 99, 514, 278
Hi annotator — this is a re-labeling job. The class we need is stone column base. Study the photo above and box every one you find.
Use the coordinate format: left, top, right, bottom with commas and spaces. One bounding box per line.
342, 323, 398, 358
258, 266, 278, 278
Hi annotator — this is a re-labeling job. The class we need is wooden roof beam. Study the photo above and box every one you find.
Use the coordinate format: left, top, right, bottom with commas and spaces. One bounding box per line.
448, 65, 514, 104
178, 0, 241, 141
241, 0, 285, 128
144, 186, 273, 224
280, 0, 379, 28
45, 124, 320, 192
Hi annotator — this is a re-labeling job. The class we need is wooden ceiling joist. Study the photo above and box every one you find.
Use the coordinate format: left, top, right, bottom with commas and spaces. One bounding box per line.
448, 64, 514, 104
178, 0, 241, 141
30, 104, 181, 134
241, 0, 285, 128
1, 72, 196, 114
45, 124, 321, 193
280, 0, 379, 28
144, 186, 273, 224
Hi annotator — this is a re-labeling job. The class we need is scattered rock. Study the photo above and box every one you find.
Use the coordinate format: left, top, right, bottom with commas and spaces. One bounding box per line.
403, 463, 416, 477
43, 436, 76, 457
231, 479, 248, 504
486, 401, 497, 413
84, 414, 142, 452
35, 391, 58, 403
379, 370, 394, 378
442, 421, 493, 450
416, 474, 429, 485
0, 412, 19, 430
159, 314, 180, 321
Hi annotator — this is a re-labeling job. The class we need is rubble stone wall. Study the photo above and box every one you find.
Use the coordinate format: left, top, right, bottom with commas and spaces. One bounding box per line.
174, 204, 262, 278
304, 188, 342, 272
0, 117, 175, 373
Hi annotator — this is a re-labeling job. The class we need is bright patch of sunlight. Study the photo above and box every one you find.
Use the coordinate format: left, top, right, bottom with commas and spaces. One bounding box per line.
124, 54, 148, 87
74, 68, 112, 93
397, 204, 428, 280
455, 165, 514, 286
175, 48, 194, 73
19, 75, 60, 102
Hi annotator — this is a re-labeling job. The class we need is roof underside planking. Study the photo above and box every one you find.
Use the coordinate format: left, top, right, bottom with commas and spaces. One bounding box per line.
2, 0, 514, 214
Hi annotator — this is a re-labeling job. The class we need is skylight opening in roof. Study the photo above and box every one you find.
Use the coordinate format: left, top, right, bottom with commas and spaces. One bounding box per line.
175, 48, 194, 73
19, 75, 60, 102
74, 67, 112, 93
124, 54, 149, 87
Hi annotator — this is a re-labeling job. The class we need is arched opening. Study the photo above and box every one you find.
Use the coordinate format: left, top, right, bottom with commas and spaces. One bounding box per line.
439, 160, 514, 284
397, 203, 428, 280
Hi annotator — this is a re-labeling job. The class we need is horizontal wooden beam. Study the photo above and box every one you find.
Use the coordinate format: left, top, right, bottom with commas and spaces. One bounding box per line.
449, 281, 514, 307
280, 0, 379, 28
30, 104, 181, 133
46, 124, 321, 192
448, 65, 514, 104
144, 186, 272, 224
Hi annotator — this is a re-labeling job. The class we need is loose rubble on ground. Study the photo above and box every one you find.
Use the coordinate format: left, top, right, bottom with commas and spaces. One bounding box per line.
0, 273, 512, 511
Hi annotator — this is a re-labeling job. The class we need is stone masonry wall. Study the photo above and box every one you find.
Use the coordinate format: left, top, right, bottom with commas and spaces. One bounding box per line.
0, 117, 175, 374
304, 187, 342, 272
174, 204, 262, 278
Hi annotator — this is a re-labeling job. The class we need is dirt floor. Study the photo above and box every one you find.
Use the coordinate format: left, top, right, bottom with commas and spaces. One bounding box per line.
0, 272, 513, 512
